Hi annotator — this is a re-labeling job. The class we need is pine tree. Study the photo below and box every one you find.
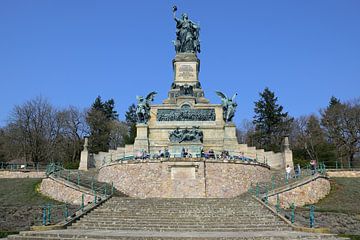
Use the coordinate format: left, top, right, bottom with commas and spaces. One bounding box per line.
86, 96, 118, 153
253, 87, 293, 152
124, 104, 137, 144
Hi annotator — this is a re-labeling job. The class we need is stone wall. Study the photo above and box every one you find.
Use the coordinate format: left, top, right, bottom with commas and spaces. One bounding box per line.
0, 170, 45, 179
327, 170, 360, 178
268, 177, 331, 209
98, 160, 271, 198
40, 177, 93, 205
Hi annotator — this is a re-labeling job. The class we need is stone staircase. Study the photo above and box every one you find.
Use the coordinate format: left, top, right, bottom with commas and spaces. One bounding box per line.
7, 194, 347, 239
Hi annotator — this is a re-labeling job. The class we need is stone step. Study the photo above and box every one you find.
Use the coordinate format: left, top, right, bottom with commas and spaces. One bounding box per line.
89, 212, 271, 216
71, 221, 288, 226
78, 217, 280, 222
7, 230, 349, 240
69, 226, 291, 232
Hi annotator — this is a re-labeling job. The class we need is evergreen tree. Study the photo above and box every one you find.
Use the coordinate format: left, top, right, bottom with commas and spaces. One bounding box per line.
86, 96, 118, 153
124, 104, 137, 144
252, 87, 293, 152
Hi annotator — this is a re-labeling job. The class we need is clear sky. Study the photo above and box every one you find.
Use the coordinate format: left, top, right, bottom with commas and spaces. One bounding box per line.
0, 0, 359, 127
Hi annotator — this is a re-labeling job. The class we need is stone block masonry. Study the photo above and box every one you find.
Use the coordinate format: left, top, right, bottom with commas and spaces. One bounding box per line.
0, 170, 45, 179
98, 160, 271, 198
268, 176, 331, 208
40, 177, 93, 205
327, 170, 360, 178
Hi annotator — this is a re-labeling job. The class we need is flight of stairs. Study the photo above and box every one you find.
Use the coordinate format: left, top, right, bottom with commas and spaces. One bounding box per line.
70, 194, 290, 232
7, 194, 347, 240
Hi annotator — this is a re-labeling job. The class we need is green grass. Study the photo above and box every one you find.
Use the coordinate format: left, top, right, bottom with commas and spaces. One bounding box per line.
0, 231, 19, 238
315, 177, 360, 214
0, 178, 60, 206
339, 235, 360, 240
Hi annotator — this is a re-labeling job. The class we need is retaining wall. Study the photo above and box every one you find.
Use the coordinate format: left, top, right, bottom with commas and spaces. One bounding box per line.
327, 170, 360, 178
98, 160, 271, 198
40, 177, 93, 205
0, 170, 45, 179
268, 176, 331, 208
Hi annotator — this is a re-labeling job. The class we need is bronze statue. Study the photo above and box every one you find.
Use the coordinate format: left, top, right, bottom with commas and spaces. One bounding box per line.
136, 91, 157, 124
172, 6, 200, 54
215, 91, 238, 122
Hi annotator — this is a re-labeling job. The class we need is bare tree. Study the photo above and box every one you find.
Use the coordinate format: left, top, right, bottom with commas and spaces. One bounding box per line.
108, 120, 129, 149
6, 97, 59, 163
55, 106, 88, 163
321, 98, 360, 167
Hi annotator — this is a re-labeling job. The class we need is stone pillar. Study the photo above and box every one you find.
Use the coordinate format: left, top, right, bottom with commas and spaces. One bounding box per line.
134, 124, 149, 155
223, 123, 239, 155
282, 136, 294, 169
79, 137, 89, 171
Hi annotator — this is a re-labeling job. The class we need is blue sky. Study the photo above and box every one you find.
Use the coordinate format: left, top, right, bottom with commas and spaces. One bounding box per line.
0, 0, 359, 127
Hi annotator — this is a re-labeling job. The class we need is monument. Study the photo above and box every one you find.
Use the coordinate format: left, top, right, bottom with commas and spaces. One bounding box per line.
89, 6, 293, 171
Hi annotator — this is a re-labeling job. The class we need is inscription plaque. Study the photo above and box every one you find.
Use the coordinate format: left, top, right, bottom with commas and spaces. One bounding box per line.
178, 65, 194, 79
157, 109, 215, 121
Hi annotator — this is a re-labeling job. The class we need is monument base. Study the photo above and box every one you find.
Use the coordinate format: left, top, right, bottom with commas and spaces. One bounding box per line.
134, 124, 149, 154
223, 123, 239, 155
168, 142, 203, 158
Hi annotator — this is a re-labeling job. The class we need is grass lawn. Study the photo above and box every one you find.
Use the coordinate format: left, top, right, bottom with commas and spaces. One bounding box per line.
314, 177, 360, 214
0, 178, 60, 206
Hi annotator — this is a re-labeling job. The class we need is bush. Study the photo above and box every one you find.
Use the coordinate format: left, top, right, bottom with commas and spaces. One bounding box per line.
63, 161, 79, 169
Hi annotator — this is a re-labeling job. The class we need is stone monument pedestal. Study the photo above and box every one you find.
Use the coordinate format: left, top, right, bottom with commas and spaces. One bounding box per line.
282, 136, 294, 169
134, 124, 149, 154
79, 137, 89, 171
168, 142, 203, 158
223, 123, 239, 155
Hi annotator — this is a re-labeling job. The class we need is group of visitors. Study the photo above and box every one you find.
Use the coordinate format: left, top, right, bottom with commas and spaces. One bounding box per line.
136, 150, 150, 160
181, 148, 192, 158
285, 163, 302, 180
200, 148, 215, 159
285, 160, 318, 180
154, 148, 170, 159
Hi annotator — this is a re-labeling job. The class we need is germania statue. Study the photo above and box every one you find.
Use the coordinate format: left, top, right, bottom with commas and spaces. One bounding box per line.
136, 91, 157, 124
172, 6, 201, 54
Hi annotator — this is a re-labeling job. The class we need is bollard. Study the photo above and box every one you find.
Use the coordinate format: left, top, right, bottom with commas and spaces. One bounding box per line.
290, 203, 295, 224
310, 205, 315, 228
335, 161, 338, 169
42, 206, 47, 225
47, 204, 52, 224
104, 186, 107, 196
264, 188, 268, 205
276, 194, 280, 213
111, 182, 114, 195
81, 194, 84, 211
64, 204, 69, 220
